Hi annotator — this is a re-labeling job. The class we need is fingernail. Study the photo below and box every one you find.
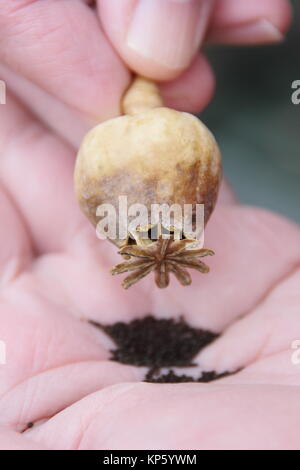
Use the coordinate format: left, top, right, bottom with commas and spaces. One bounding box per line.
210, 18, 284, 45
127, 0, 212, 70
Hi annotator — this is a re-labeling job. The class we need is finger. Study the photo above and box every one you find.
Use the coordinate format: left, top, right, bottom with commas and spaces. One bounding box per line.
0, 54, 215, 147
0, 0, 130, 122
0, 64, 92, 148
0, 91, 34, 264
160, 54, 215, 113
0, 183, 32, 285
207, 0, 292, 44
0, 361, 144, 432
222, 351, 300, 386
197, 267, 300, 374
98, 0, 214, 81
28, 382, 300, 450
0, 290, 112, 399
181, 206, 300, 331
0, 93, 84, 253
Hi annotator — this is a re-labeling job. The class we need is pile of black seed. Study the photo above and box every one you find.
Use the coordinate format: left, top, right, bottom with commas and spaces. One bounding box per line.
91, 315, 218, 367
145, 369, 231, 384
90, 315, 231, 384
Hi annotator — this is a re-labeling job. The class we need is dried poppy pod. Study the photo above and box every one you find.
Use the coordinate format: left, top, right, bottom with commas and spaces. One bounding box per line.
75, 77, 222, 289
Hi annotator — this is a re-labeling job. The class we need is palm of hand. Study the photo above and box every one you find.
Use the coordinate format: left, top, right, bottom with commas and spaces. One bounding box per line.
0, 96, 300, 451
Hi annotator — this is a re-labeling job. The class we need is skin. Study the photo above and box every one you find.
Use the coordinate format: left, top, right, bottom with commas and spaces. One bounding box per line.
0, 0, 291, 146
1, 93, 300, 450
0, 0, 298, 451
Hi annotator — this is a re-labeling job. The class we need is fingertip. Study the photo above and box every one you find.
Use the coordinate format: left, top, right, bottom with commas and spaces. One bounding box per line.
159, 54, 215, 113
263, 0, 293, 34
98, 0, 213, 82
208, 0, 293, 45
0, 0, 130, 121
275, 0, 293, 34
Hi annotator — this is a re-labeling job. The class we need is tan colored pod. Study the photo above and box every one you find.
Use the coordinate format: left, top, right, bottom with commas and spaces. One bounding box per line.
74, 77, 222, 289
75, 108, 221, 234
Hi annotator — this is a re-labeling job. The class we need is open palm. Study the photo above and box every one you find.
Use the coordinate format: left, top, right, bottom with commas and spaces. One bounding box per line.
0, 0, 297, 451
1, 92, 300, 450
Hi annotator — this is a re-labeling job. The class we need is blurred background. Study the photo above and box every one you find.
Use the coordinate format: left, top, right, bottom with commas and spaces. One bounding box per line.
202, 0, 300, 223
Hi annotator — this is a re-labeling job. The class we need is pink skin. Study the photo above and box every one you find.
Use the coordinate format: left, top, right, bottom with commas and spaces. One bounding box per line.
0, 0, 298, 451
0, 0, 291, 146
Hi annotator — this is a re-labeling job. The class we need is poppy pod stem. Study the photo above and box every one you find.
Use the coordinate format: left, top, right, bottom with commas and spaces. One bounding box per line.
122, 76, 163, 116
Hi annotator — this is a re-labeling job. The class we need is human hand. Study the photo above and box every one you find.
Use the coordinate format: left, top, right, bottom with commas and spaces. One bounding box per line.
0, 92, 300, 450
0, 0, 292, 147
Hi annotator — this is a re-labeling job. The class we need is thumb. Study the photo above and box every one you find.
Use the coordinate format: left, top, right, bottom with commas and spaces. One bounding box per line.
98, 0, 214, 81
